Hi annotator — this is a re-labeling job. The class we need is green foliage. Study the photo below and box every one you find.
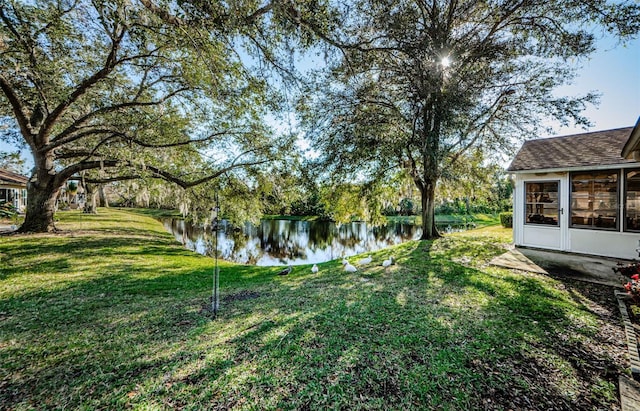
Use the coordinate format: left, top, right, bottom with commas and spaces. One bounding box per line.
301, 0, 639, 239
399, 198, 414, 216
0, 0, 316, 232
500, 212, 514, 228
0, 201, 17, 218
0, 151, 26, 174
438, 151, 514, 214
318, 183, 367, 223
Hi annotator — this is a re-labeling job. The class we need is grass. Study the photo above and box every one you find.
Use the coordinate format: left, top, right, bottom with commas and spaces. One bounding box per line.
122, 208, 184, 219
262, 213, 501, 227
0, 209, 622, 409
387, 213, 501, 228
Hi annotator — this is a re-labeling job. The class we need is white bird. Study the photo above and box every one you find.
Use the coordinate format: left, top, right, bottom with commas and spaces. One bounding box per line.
382, 256, 394, 267
342, 257, 349, 265
357, 255, 372, 265
311, 264, 319, 273
344, 262, 357, 273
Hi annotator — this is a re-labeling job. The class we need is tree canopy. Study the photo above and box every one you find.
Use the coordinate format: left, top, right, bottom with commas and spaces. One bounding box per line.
0, 0, 333, 231
2, 0, 639, 234
300, 0, 640, 238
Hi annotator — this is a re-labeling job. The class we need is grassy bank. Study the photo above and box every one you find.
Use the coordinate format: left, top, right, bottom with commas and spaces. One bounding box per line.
0, 209, 624, 409
389, 213, 501, 228
262, 213, 501, 227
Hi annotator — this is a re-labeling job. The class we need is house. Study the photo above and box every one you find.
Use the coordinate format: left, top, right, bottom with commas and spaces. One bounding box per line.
0, 168, 28, 212
508, 118, 640, 260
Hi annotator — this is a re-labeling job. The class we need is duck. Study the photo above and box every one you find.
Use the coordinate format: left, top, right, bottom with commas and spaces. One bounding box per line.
278, 265, 292, 276
382, 256, 394, 267
342, 257, 349, 265
344, 262, 357, 273
311, 264, 319, 273
357, 255, 372, 265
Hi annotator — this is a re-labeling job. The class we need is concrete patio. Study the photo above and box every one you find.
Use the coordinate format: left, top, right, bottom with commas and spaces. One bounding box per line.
490, 246, 632, 288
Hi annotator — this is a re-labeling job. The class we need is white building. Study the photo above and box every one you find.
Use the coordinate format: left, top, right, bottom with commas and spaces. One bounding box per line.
0, 168, 27, 212
508, 118, 640, 260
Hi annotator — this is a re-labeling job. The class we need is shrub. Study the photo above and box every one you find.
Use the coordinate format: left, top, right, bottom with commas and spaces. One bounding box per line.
0, 202, 17, 218
399, 198, 415, 216
499, 212, 513, 228
67, 181, 78, 193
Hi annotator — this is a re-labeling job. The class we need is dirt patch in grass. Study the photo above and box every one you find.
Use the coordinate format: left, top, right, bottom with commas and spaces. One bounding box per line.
473, 273, 628, 410
199, 291, 266, 315
223, 290, 264, 303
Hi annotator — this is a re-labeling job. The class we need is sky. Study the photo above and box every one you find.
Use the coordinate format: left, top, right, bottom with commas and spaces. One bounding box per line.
549, 36, 639, 136
1, 33, 639, 171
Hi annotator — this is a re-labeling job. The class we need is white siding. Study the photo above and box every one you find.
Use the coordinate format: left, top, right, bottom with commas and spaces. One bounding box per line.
513, 169, 640, 260
569, 229, 640, 259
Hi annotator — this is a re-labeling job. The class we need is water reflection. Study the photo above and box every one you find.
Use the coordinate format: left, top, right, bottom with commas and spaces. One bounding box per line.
162, 218, 462, 266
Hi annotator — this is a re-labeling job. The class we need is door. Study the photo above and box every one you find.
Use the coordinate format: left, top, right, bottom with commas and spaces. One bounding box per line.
522, 180, 563, 250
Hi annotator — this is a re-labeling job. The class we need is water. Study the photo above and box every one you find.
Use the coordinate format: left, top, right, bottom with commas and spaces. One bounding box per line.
162, 218, 467, 266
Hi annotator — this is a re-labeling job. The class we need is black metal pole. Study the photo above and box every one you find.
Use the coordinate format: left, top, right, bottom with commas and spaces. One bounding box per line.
212, 194, 220, 317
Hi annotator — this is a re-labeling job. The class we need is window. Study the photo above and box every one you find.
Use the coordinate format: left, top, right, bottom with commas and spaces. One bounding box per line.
0, 188, 13, 204
525, 181, 559, 226
570, 171, 618, 230
625, 169, 640, 232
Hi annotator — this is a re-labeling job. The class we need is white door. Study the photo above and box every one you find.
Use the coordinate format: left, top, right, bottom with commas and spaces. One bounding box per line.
522, 180, 563, 250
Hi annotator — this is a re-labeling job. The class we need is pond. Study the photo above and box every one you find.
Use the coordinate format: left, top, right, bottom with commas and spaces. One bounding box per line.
162, 218, 468, 266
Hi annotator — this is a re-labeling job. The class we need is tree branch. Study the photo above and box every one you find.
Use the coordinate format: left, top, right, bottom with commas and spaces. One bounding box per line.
0, 5, 52, 113
38, 26, 127, 143
448, 90, 515, 165
139, 0, 274, 28
49, 86, 188, 148
0, 73, 33, 146
55, 148, 273, 190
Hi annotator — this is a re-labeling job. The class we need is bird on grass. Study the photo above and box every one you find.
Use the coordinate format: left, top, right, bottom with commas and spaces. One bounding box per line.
311, 264, 319, 273
382, 256, 394, 267
344, 262, 357, 273
342, 257, 349, 265
357, 255, 372, 265
278, 265, 292, 276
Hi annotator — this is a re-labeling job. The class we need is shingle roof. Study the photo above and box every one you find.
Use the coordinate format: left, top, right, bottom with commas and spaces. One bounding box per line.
507, 127, 636, 172
0, 168, 28, 186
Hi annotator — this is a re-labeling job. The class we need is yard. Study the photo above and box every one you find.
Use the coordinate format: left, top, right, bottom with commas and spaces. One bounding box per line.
0, 209, 629, 409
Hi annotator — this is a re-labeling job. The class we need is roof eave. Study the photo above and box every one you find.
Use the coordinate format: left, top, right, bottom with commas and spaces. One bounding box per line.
508, 161, 640, 174
621, 116, 640, 159
0, 183, 27, 188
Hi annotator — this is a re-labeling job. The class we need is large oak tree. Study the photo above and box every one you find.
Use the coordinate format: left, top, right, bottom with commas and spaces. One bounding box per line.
0, 0, 325, 232
301, 0, 640, 239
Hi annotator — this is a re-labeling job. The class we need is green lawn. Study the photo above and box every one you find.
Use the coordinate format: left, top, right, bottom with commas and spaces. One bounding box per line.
386, 213, 501, 228
0, 209, 623, 409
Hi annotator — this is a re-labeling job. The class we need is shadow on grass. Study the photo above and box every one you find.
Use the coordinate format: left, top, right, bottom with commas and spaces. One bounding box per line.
407, 238, 622, 409
0, 234, 624, 409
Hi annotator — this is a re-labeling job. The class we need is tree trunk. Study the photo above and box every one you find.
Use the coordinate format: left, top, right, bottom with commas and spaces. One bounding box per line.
83, 183, 98, 214
18, 175, 61, 233
419, 180, 440, 240
98, 185, 109, 207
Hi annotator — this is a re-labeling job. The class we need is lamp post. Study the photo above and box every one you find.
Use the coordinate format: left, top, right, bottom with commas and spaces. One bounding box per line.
211, 196, 220, 317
